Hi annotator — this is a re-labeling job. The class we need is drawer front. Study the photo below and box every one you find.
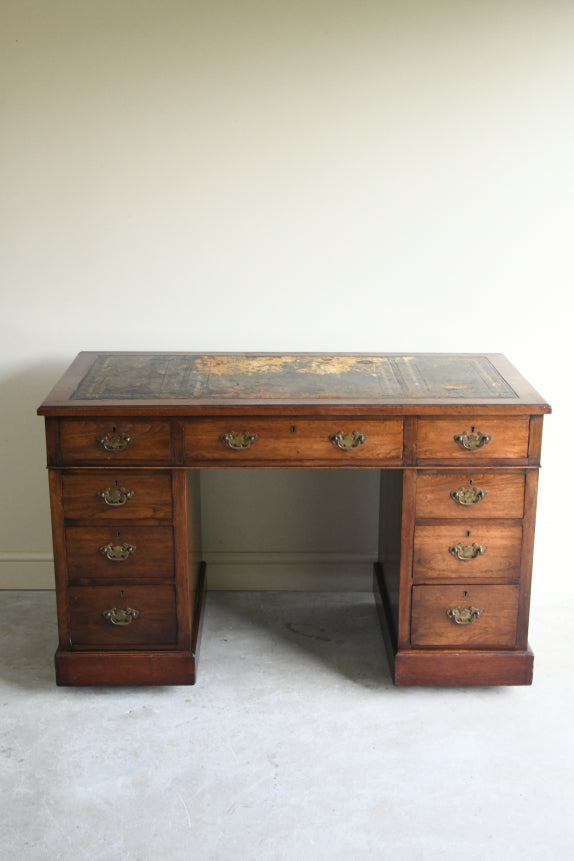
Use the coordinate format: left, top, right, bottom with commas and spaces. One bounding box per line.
59, 419, 172, 464
415, 472, 525, 519
61, 471, 173, 521
65, 526, 174, 580
184, 417, 404, 464
68, 584, 177, 646
417, 417, 530, 462
411, 584, 519, 648
413, 523, 523, 582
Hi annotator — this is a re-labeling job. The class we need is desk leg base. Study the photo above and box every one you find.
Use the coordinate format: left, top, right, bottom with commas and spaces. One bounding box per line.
55, 650, 199, 686
55, 564, 207, 686
373, 563, 534, 686
393, 648, 534, 687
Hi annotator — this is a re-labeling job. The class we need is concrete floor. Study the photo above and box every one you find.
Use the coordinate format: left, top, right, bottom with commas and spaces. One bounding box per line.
1, 589, 573, 861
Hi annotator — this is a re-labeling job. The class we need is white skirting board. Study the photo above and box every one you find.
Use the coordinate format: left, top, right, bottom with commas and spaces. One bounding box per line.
0, 552, 375, 591
0, 553, 55, 589
204, 552, 375, 590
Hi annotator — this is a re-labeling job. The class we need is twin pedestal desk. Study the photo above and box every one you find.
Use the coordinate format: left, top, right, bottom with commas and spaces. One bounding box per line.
37, 353, 550, 687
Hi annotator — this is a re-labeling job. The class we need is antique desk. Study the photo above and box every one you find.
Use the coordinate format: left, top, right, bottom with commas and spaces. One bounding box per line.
37, 353, 550, 687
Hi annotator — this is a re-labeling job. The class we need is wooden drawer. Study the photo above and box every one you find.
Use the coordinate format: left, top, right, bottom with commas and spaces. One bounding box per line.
184, 417, 404, 464
417, 417, 530, 462
61, 470, 173, 521
68, 584, 177, 646
58, 419, 172, 464
411, 584, 519, 648
65, 526, 174, 580
415, 472, 525, 519
413, 523, 523, 582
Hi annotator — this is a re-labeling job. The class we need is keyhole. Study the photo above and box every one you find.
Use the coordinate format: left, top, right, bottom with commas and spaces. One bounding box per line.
112, 425, 117, 433
120, 590, 124, 598
117, 530, 121, 538
291, 425, 297, 434
469, 479, 473, 486
463, 591, 468, 598
470, 425, 475, 433
467, 530, 471, 538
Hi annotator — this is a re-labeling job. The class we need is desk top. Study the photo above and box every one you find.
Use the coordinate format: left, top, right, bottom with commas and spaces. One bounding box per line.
38, 352, 550, 416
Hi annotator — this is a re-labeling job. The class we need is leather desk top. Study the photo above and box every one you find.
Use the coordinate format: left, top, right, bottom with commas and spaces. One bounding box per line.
37, 352, 550, 416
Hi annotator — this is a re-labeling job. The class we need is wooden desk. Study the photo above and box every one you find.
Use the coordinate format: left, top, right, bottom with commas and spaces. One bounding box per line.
37, 352, 550, 687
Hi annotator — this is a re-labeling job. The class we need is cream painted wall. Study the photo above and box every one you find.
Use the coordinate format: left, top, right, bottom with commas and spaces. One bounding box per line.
1, 1, 572, 594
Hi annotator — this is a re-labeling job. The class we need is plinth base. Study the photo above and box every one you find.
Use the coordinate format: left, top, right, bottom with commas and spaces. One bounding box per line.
55, 565, 206, 686
373, 563, 534, 687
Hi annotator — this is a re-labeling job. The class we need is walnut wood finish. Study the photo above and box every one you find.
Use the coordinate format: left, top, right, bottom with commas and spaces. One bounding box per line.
415, 471, 526, 519
68, 584, 177, 647
61, 470, 173, 522
54, 566, 206, 685
58, 419, 172, 465
411, 584, 520, 648
394, 648, 534, 686
184, 417, 403, 465
416, 416, 530, 462
413, 523, 523, 582
65, 525, 175, 580
47, 461, 203, 683
55, 649, 199, 686
38, 352, 550, 687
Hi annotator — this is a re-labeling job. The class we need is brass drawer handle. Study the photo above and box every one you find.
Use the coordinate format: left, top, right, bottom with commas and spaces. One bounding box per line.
220, 431, 259, 450
99, 432, 133, 452
449, 542, 486, 561
99, 542, 136, 562
97, 486, 135, 506
453, 429, 491, 451
450, 485, 487, 506
329, 431, 367, 451
447, 606, 482, 625
102, 607, 139, 626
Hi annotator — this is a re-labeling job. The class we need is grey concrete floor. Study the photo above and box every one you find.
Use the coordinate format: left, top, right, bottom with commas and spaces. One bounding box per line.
1, 589, 573, 861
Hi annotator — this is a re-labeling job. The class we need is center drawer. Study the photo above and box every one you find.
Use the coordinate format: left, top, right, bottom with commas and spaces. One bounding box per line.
184, 417, 404, 464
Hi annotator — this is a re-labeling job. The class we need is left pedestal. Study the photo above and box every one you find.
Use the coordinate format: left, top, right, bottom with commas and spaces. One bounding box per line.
46, 449, 204, 686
